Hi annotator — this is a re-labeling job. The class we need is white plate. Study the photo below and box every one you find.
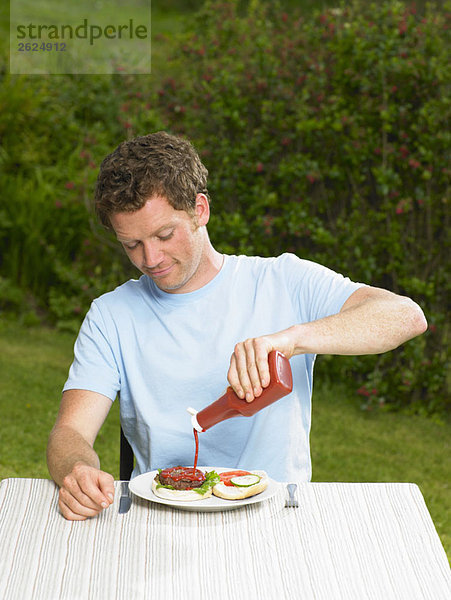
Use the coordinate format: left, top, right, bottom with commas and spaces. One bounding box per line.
129, 466, 279, 512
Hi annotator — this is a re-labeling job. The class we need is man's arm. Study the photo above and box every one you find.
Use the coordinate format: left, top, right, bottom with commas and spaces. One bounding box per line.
228, 286, 427, 401
47, 389, 115, 521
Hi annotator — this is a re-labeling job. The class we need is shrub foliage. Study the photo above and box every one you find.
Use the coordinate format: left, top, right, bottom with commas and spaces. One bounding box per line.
0, 73, 163, 328
0, 0, 449, 414
155, 0, 449, 414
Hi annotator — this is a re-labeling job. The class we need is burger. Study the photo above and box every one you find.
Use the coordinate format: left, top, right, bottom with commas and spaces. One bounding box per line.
152, 466, 220, 501
152, 467, 269, 502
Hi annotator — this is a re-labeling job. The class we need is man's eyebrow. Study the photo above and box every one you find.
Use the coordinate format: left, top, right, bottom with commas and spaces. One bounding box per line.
116, 224, 175, 242
116, 236, 137, 243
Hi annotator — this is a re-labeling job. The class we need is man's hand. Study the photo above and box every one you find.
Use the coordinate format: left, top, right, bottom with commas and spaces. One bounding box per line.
47, 389, 115, 520
227, 286, 427, 403
58, 462, 115, 521
227, 330, 296, 402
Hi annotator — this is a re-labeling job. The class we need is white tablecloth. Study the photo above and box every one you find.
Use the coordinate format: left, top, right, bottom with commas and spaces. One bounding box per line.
0, 479, 449, 600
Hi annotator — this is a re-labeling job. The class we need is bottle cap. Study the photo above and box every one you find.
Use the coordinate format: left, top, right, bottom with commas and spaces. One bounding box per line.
187, 407, 204, 432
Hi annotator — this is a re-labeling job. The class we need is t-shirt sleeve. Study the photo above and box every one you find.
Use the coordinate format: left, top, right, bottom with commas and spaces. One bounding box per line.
279, 253, 365, 323
63, 300, 121, 400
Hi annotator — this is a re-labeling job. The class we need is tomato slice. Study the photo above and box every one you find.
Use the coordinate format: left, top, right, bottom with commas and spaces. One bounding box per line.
219, 470, 252, 487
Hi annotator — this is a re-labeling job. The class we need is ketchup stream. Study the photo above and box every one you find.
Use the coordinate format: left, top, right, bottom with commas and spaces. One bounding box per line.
157, 430, 203, 490
193, 428, 199, 473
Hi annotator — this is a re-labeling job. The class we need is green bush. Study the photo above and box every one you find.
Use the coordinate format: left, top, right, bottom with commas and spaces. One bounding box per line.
154, 0, 450, 414
0, 0, 448, 414
0, 73, 163, 330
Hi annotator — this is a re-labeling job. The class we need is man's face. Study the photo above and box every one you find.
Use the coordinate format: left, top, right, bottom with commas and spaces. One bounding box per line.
110, 195, 211, 294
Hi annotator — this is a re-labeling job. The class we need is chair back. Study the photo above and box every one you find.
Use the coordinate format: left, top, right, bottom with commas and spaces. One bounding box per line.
120, 426, 134, 480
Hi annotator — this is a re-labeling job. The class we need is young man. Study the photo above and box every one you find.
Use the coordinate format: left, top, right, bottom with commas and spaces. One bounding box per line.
47, 132, 427, 520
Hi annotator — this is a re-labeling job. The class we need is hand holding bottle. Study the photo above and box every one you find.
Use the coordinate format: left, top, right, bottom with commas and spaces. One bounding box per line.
227, 330, 297, 402
188, 350, 293, 432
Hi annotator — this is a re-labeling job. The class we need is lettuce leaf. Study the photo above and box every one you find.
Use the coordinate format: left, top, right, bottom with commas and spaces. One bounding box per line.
193, 470, 220, 495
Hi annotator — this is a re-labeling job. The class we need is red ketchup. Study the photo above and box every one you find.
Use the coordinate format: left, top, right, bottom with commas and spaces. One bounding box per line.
193, 429, 199, 472
160, 466, 205, 484
187, 350, 293, 432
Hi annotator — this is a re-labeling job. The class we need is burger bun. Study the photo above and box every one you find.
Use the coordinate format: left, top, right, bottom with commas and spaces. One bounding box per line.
151, 478, 213, 501
212, 470, 268, 500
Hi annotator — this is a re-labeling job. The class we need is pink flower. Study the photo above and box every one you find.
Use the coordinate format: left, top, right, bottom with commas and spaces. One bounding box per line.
256, 162, 264, 173
398, 20, 407, 35
65, 182, 75, 189
357, 386, 370, 397
396, 201, 405, 214
409, 158, 420, 169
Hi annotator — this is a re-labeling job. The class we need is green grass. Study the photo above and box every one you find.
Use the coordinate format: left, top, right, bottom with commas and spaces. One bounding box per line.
0, 321, 121, 480
0, 321, 449, 560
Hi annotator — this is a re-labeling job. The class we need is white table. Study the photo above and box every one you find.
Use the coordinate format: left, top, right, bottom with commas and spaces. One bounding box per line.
0, 478, 449, 600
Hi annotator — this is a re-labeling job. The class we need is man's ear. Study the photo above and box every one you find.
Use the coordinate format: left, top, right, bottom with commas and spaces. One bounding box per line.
194, 193, 210, 226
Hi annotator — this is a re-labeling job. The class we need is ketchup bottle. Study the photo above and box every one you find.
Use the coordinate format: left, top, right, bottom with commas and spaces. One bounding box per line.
187, 350, 293, 432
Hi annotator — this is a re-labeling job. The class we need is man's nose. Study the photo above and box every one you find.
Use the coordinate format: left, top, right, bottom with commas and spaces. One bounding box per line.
142, 241, 163, 267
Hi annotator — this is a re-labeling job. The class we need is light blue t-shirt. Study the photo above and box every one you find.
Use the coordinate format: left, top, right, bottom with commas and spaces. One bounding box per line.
64, 253, 363, 481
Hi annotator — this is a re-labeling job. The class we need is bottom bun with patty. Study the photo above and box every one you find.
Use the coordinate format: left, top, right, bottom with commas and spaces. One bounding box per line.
151, 478, 213, 501
152, 466, 218, 501
212, 470, 269, 500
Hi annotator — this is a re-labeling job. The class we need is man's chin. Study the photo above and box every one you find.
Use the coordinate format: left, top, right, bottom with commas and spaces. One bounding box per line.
149, 274, 186, 293
155, 282, 182, 293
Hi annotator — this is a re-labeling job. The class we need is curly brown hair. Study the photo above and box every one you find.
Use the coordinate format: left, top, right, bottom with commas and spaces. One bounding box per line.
94, 131, 210, 228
